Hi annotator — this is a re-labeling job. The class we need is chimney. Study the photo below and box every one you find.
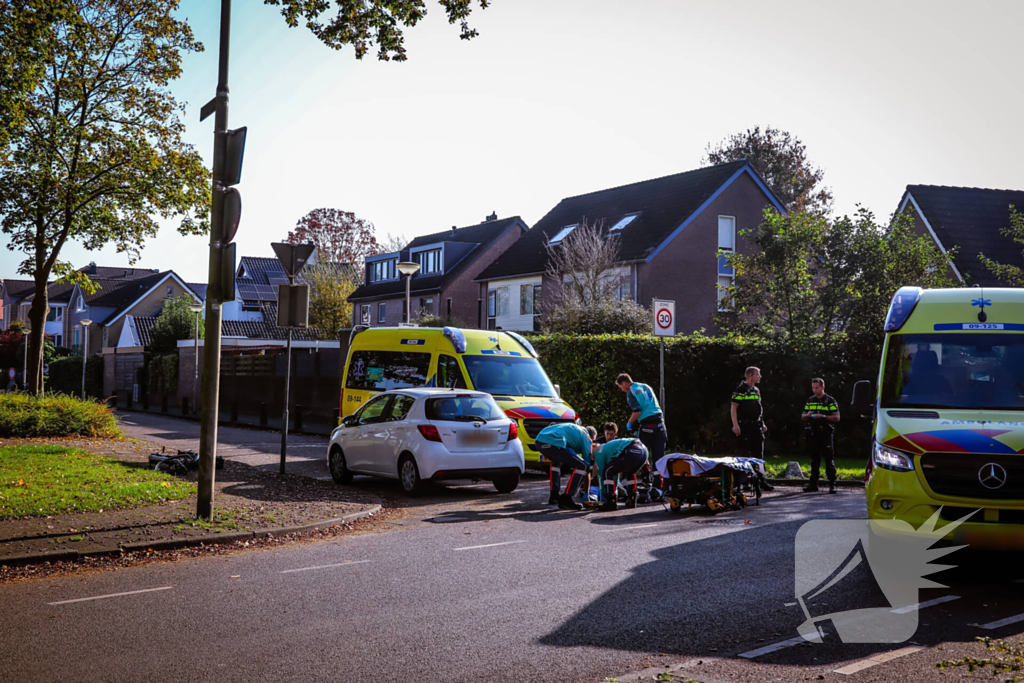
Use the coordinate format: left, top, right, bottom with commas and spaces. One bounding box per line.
451, 225, 457, 235
486, 212, 497, 222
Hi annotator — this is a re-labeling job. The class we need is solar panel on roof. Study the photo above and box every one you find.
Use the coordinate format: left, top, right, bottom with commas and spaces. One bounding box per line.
237, 283, 278, 300
267, 275, 289, 285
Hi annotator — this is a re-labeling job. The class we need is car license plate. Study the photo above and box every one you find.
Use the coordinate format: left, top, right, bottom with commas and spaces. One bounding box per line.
459, 431, 495, 447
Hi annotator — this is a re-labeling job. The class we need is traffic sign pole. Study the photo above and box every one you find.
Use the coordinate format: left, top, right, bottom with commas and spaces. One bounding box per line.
652, 299, 675, 422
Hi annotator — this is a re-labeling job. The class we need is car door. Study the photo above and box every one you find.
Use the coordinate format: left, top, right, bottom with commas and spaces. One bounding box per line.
374, 394, 417, 475
347, 394, 393, 473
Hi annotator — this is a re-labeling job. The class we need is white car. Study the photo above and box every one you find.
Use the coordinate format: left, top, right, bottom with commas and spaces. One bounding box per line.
327, 388, 525, 496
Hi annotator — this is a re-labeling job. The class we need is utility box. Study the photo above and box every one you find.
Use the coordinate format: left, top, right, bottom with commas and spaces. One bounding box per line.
277, 284, 310, 328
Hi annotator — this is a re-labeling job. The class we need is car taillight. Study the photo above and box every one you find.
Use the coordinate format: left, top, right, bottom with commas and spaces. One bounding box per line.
417, 424, 442, 442
508, 421, 519, 440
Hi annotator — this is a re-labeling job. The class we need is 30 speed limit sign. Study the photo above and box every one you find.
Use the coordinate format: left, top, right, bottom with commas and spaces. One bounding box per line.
653, 299, 675, 336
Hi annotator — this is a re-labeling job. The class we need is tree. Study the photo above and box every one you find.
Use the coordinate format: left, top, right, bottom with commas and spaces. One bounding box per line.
300, 263, 358, 339
704, 126, 833, 213
542, 220, 650, 335
979, 207, 1024, 286
0, 1, 210, 395
287, 208, 382, 266
719, 208, 957, 346
265, 0, 490, 61
149, 294, 204, 354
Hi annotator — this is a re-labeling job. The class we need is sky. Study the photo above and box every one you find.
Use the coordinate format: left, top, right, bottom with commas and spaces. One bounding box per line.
4, 0, 1024, 283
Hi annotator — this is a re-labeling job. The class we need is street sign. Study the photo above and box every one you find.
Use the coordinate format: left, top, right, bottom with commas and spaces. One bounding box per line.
277, 284, 310, 328
271, 242, 317, 278
223, 188, 242, 243
653, 299, 675, 337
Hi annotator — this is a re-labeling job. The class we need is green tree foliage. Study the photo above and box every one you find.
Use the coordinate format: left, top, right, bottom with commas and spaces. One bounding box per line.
46, 355, 103, 398
149, 294, 203, 354
0, 1, 210, 395
301, 263, 358, 339
266, 0, 490, 61
719, 209, 958, 346
979, 206, 1024, 286
704, 126, 833, 213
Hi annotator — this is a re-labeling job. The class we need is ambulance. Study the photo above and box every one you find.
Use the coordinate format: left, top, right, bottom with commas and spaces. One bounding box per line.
341, 326, 580, 468
853, 287, 1024, 549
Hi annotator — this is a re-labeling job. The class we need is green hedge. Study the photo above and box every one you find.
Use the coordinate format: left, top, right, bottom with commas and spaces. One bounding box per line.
531, 333, 879, 460
47, 355, 103, 398
0, 393, 121, 438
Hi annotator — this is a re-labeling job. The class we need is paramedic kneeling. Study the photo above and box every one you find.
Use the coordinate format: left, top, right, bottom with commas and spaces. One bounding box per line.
616, 373, 667, 503
594, 438, 648, 512
535, 423, 594, 511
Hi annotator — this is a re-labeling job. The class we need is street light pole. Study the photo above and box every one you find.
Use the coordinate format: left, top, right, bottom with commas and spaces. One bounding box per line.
397, 262, 421, 324
190, 304, 203, 415
79, 319, 92, 400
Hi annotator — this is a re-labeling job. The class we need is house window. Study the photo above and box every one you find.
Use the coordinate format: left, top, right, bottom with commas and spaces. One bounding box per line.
487, 286, 508, 330
416, 249, 442, 275
55, 334, 63, 348
520, 284, 542, 316
377, 302, 386, 324
418, 297, 434, 316
76, 297, 85, 312
718, 216, 736, 251
360, 305, 370, 325
717, 216, 736, 312
46, 307, 64, 322
548, 224, 577, 245
369, 259, 397, 283
166, 285, 173, 298
73, 327, 80, 349
609, 213, 639, 232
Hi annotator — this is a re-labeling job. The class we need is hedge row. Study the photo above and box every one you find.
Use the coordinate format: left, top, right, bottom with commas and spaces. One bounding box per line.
47, 356, 103, 398
531, 333, 879, 459
0, 393, 121, 438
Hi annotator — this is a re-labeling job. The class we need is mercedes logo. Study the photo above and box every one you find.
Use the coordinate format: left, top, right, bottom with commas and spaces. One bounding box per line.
978, 463, 1008, 490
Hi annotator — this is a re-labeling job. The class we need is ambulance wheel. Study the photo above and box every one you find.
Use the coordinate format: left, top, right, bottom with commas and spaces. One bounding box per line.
329, 446, 353, 485
705, 496, 722, 513
493, 472, 520, 494
398, 454, 426, 496
669, 499, 683, 514
736, 493, 748, 508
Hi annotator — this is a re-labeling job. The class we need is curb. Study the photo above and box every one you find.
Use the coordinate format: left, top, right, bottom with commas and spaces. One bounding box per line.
0, 505, 381, 568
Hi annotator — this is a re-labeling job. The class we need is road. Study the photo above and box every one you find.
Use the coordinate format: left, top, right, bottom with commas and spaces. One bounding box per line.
2, 413, 1019, 682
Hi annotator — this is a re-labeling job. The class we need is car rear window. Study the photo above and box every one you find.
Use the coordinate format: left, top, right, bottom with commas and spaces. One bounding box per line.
425, 396, 506, 422
346, 350, 432, 391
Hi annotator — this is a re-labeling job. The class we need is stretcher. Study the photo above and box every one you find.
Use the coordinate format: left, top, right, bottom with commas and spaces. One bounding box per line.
654, 454, 767, 513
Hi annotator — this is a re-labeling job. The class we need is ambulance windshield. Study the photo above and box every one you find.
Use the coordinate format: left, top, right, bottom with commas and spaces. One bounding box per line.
462, 356, 558, 398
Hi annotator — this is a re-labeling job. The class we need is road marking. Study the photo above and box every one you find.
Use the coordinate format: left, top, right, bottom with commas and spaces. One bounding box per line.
597, 524, 660, 533
980, 612, 1024, 630
834, 646, 925, 675
453, 540, 526, 551
739, 634, 811, 659
47, 586, 173, 605
280, 560, 371, 574
890, 595, 960, 614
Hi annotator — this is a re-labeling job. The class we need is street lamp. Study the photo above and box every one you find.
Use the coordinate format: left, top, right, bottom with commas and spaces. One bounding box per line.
396, 261, 420, 324
79, 319, 92, 400
190, 303, 204, 414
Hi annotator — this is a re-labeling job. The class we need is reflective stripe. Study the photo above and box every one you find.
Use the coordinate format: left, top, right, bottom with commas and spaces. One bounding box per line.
604, 480, 616, 486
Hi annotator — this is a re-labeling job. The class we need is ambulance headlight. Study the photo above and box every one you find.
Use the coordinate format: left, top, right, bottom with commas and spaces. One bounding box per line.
873, 443, 914, 472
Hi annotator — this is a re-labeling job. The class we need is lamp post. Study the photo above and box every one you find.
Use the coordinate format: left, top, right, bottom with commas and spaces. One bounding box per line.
190, 304, 204, 414
396, 262, 421, 324
79, 319, 93, 399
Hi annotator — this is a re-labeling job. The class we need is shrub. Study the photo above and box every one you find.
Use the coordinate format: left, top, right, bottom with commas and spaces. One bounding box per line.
46, 355, 103, 398
0, 393, 121, 438
542, 299, 650, 335
416, 314, 465, 328
147, 353, 178, 394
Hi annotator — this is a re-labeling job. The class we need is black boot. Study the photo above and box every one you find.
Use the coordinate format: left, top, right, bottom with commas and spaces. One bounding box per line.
599, 497, 617, 512
803, 482, 819, 492
829, 481, 837, 494
547, 490, 559, 505
558, 494, 582, 511
759, 474, 775, 492
625, 490, 637, 509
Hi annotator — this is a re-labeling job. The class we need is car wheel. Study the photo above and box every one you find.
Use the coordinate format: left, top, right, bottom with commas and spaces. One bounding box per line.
398, 454, 425, 496
329, 446, 353, 484
493, 472, 520, 494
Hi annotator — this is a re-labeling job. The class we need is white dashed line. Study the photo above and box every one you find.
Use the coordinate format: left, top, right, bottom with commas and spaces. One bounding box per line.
453, 540, 526, 551
280, 560, 371, 574
890, 595, 960, 614
47, 586, 173, 605
980, 612, 1024, 630
833, 646, 925, 675
739, 634, 811, 659
597, 524, 660, 533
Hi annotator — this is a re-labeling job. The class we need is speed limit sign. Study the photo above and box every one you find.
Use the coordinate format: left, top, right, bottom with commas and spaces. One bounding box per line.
653, 299, 675, 337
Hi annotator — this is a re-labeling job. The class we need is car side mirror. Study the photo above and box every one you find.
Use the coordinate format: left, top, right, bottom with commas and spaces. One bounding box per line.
553, 384, 561, 398
851, 380, 875, 417
341, 415, 356, 427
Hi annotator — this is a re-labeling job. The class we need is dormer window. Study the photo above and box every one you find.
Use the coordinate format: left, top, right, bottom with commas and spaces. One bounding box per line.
609, 213, 639, 232
549, 224, 577, 245
369, 258, 397, 283
416, 248, 442, 275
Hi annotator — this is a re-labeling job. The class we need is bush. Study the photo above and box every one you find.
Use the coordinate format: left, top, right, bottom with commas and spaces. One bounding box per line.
416, 314, 465, 328
46, 355, 103, 398
542, 299, 650, 335
531, 332, 876, 459
0, 393, 121, 438
147, 353, 178, 395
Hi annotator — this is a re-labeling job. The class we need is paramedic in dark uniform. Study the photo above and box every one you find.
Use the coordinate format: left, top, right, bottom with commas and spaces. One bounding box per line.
536, 422, 594, 511
616, 373, 667, 503
594, 437, 648, 512
730, 366, 774, 491
802, 377, 840, 493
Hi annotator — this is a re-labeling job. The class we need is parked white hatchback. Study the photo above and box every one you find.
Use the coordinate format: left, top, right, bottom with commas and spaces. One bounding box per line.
327, 388, 525, 495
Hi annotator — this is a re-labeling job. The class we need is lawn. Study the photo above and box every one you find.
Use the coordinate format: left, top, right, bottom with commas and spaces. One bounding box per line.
763, 454, 867, 481
0, 444, 195, 518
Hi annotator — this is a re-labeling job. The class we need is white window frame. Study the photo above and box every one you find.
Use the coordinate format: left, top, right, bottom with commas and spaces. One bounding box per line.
548, 224, 577, 245
369, 258, 398, 283
166, 285, 174, 298
377, 302, 386, 324
717, 216, 736, 312
416, 248, 442, 275
360, 304, 370, 325
718, 215, 736, 251
609, 213, 639, 233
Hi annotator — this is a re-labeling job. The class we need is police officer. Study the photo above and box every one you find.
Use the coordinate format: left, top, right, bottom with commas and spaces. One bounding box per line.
802, 377, 840, 494
730, 366, 774, 491
594, 437, 648, 512
616, 373, 667, 503
536, 422, 594, 511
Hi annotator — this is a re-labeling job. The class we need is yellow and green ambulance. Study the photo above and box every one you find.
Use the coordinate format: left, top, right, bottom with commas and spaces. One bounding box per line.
340, 326, 580, 468
854, 287, 1024, 549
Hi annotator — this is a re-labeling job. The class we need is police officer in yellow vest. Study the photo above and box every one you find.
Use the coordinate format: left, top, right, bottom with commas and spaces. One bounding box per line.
802, 377, 840, 494
730, 366, 774, 491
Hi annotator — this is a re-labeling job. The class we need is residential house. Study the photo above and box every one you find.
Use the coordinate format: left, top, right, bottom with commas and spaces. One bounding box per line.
1, 279, 37, 331
348, 214, 528, 328
897, 185, 1024, 286
232, 256, 289, 322
474, 160, 785, 334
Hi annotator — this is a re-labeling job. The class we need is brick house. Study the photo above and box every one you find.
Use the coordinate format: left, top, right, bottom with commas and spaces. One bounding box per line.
897, 185, 1024, 285
348, 214, 528, 328
474, 160, 785, 334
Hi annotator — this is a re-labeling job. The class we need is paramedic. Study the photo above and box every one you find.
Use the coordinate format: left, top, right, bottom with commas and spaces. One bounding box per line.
730, 366, 774, 491
594, 437, 648, 512
802, 377, 840, 494
537, 422, 594, 511
616, 373, 667, 503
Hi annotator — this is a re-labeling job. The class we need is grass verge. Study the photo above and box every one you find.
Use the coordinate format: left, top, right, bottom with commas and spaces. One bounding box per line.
763, 454, 866, 481
0, 444, 194, 518
0, 393, 121, 438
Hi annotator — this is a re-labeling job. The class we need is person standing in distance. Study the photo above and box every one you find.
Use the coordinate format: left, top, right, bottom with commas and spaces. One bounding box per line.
802, 377, 840, 493
730, 366, 774, 491
616, 373, 667, 503
535, 422, 594, 511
